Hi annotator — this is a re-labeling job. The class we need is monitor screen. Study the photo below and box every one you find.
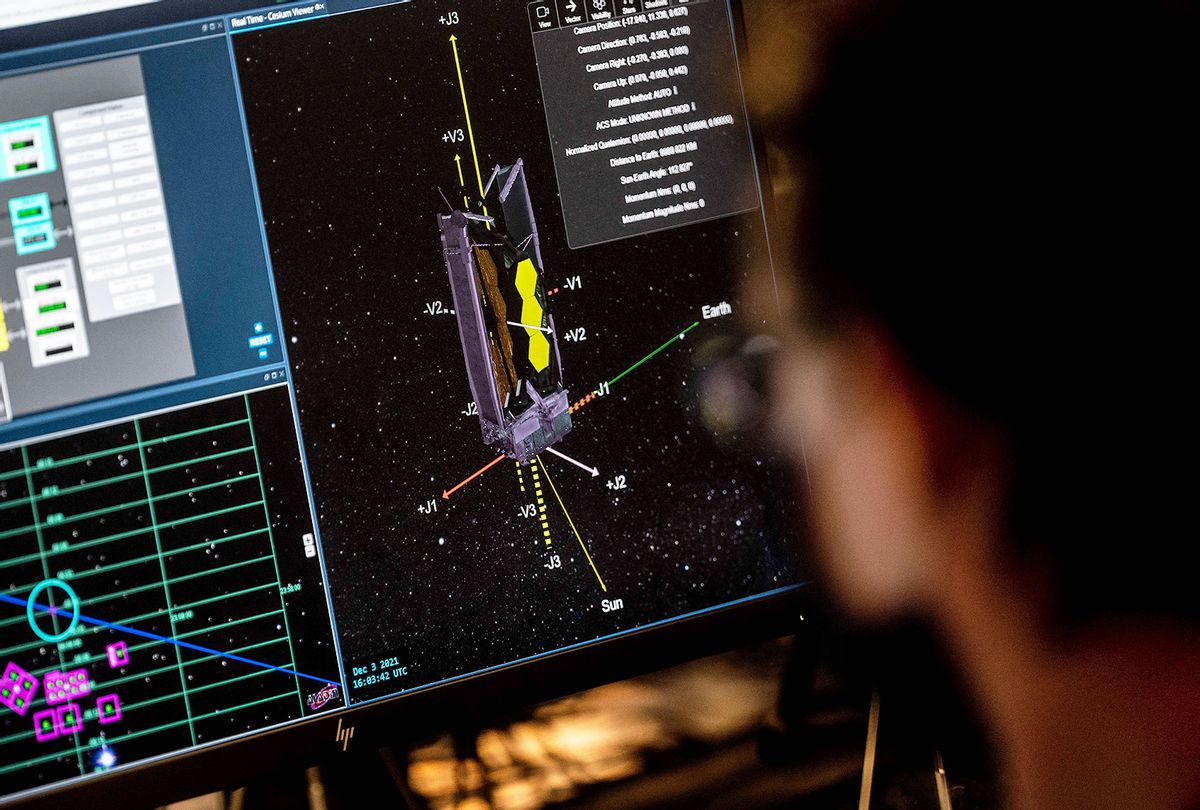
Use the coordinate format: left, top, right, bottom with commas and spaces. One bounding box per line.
0, 0, 799, 802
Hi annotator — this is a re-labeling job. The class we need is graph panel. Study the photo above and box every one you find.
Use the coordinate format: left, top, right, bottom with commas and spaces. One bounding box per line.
0, 386, 338, 795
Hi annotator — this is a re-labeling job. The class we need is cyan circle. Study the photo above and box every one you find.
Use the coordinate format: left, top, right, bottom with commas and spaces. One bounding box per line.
26, 579, 80, 644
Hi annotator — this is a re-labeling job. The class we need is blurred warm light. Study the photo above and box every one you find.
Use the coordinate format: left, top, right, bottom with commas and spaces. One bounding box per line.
405, 647, 784, 809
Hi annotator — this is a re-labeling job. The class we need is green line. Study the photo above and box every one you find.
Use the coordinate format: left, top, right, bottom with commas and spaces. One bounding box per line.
187, 667, 274, 695
39, 469, 144, 500
174, 580, 277, 613
39, 494, 152, 528
146, 417, 250, 447
606, 320, 701, 387
0, 609, 37, 630
7, 422, 249, 484
76, 598, 171, 633
0, 686, 188, 747
155, 499, 263, 531
0, 493, 35, 511
17, 416, 246, 474
89, 634, 162, 659
0, 631, 76, 659
154, 472, 260, 503
6, 548, 158, 588
62, 522, 152, 551
52, 552, 270, 618
1, 486, 263, 563
20, 442, 139, 473
113, 666, 276, 714
0, 696, 297, 777
0, 513, 158, 562
0, 411, 293, 766
38, 525, 268, 584
0, 499, 28, 515
80, 578, 171, 610
0, 595, 175, 657
0, 534, 271, 629
173, 608, 282, 641
37, 302, 66, 314
97, 691, 295, 750
137, 418, 197, 747
0, 520, 41, 540
0, 745, 85, 776
245, 393, 304, 713
0, 601, 168, 655
188, 667, 273, 696
0, 618, 250, 679
0, 634, 293, 746
0, 614, 289, 734
167, 525, 270, 557
102, 637, 287, 690
4, 469, 254, 534
165, 554, 273, 586
119, 689, 190, 713
145, 445, 255, 475
19, 445, 83, 775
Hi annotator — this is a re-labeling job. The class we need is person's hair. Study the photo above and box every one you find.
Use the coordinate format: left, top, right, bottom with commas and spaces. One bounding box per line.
780, 0, 1198, 627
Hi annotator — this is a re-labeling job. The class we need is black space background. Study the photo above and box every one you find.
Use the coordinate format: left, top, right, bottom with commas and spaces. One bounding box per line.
248, 385, 345, 712
232, 0, 797, 703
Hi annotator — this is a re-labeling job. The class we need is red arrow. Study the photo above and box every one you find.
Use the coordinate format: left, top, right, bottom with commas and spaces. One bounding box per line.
442, 454, 506, 500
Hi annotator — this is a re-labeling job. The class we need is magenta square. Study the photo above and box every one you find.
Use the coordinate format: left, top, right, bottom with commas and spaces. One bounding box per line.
106, 641, 129, 669
32, 708, 60, 742
43, 668, 88, 705
55, 703, 83, 734
96, 694, 121, 725
1, 662, 38, 717
67, 668, 89, 696
43, 671, 68, 705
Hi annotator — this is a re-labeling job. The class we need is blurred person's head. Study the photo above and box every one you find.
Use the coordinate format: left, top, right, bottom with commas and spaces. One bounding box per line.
756, 1, 1199, 807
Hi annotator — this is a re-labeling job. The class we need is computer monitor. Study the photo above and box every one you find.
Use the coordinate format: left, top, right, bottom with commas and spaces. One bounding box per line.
0, 1, 801, 804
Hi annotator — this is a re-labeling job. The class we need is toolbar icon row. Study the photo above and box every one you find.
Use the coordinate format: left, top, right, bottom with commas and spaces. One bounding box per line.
529, 0, 693, 31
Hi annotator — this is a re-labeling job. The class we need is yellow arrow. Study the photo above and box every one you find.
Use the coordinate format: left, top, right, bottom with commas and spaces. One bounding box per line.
450, 35, 487, 220
453, 154, 468, 208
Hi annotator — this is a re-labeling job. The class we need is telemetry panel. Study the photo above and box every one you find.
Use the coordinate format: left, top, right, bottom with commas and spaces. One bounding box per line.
527, 0, 761, 247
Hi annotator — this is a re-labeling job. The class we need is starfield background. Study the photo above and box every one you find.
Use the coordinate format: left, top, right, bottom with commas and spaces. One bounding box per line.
233, 0, 797, 703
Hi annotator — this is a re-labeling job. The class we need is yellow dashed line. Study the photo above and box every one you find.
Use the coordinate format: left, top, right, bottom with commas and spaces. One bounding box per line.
517, 461, 552, 546
530, 460, 552, 546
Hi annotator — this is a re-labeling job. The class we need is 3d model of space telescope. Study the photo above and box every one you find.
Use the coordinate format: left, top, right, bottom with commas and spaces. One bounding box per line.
437, 160, 571, 464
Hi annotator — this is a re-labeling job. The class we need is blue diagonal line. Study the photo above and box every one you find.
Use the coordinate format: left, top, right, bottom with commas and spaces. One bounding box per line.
0, 591, 341, 688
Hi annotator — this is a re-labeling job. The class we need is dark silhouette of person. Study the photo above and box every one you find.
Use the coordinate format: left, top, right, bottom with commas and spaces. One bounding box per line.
758, 2, 1200, 807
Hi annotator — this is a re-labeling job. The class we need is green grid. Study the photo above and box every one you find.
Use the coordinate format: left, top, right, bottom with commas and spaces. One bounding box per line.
18, 445, 83, 774
244, 394, 305, 715
0, 402, 303, 779
136, 418, 196, 747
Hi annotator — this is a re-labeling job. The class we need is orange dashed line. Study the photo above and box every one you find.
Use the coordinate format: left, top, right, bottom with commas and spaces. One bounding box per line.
569, 389, 602, 415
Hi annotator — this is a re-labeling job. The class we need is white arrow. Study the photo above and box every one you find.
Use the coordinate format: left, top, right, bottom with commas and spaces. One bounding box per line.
507, 320, 553, 334
566, 0, 577, 10
545, 446, 599, 477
